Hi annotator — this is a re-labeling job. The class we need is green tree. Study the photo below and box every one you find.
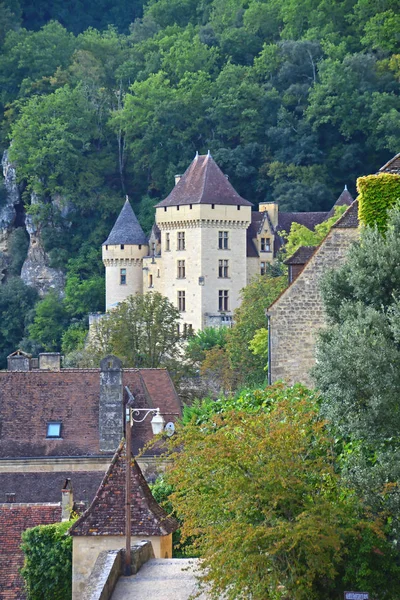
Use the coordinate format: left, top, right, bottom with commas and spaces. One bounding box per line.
0, 277, 37, 367
89, 292, 182, 367
313, 206, 400, 527
283, 204, 347, 258
185, 326, 228, 364
165, 386, 395, 599
28, 290, 68, 351
225, 274, 286, 386
21, 520, 74, 600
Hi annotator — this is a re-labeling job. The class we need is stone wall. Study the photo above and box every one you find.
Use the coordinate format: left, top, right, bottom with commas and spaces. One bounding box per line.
269, 225, 359, 387
72, 535, 172, 600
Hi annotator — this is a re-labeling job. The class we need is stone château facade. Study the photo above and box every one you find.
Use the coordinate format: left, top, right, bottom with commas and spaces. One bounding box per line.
102, 152, 353, 332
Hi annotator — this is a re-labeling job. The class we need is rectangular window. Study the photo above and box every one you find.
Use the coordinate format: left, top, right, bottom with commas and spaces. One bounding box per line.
149, 274, 153, 287
260, 237, 271, 252
178, 290, 186, 312
218, 259, 229, 278
218, 231, 229, 249
166, 232, 170, 251
177, 260, 185, 279
261, 262, 266, 275
47, 422, 62, 438
120, 244, 124, 250
183, 323, 194, 338
177, 231, 185, 250
218, 290, 229, 312
120, 268, 126, 285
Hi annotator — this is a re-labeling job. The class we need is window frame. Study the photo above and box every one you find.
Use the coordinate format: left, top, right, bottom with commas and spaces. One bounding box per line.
177, 231, 186, 251
46, 422, 62, 439
120, 268, 127, 285
218, 259, 229, 278
177, 259, 186, 279
178, 290, 186, 312
218, 290, 229, 312
260, 237, 271, 252
218, 231, 229, 250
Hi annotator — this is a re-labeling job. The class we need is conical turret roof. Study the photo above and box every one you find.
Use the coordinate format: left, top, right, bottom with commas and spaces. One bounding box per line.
326, 186, 354, 218
156, 153, 253, 208
103, 199, 148, 246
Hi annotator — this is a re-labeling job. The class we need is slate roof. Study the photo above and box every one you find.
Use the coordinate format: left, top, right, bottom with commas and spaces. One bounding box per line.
0, 368, 181, 459
284, 246, 317, 265
103, 199, 148, 246
246, 212, 264, 257
277, 211, 328, 233
332, 199, 359, 229
0, 472, 104, 505
156, 153, 253, 208
0, 503, 61, 600
378, 153, 400, 174
325, 187, 354, 218
70, 442, 178, 537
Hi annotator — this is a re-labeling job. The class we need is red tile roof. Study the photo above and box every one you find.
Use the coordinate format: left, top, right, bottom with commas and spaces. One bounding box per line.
156, 154, 252, 208
0, 503, 61, 600
70, 442, 178, 537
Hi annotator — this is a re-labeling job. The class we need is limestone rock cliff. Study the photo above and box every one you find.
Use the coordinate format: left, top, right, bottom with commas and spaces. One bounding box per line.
1, 149, 65, 295
21, 193, 65, 297
0, 151, 19, 280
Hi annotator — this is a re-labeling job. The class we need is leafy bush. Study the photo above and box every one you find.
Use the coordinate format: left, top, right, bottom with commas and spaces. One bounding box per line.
21, 520, 74, 600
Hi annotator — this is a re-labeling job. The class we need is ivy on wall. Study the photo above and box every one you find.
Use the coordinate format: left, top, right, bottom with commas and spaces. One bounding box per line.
21, 520, 74, 600
358, 173, 400, 233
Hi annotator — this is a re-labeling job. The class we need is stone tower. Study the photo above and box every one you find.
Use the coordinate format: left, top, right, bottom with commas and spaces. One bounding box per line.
102, 199, 148, 310
150, 152, 253, 331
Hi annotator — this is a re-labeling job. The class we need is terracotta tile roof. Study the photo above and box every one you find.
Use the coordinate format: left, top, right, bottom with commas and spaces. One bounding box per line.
326, 187, 354, 218
0, 369, 181, 459
284, 246, 317, 265
378, 153, 400, 174
70, 442, 178, 537
277, 211, 328, 233
0, 472, 104, 505
156, 154, 252, 208
332, 200, 359, 229
0, 503, 61, 600
103, 199, 148, 246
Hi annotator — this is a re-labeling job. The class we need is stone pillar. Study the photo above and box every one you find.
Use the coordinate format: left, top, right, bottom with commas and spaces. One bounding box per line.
99, 355, 123, 453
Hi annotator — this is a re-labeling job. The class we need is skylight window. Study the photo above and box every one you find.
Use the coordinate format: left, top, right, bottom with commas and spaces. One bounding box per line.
46, 422, 62, 438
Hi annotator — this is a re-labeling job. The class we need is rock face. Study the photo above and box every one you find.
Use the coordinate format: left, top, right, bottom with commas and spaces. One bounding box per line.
0, 151, 19, 279
21, 193, 65, 297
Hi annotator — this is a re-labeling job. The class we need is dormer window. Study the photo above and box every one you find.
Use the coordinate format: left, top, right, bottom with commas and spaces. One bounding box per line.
237, 206, 240, 210
139, 245, 142, 250
260, 238, 271, 252
120, 244, 124, 250
212, 204, 215, 209
47, 422, 62, 438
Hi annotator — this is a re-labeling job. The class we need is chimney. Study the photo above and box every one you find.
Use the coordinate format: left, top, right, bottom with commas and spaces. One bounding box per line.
39, 353, 61, 371
258, 202, 278, 227
61, 479, 73, 522
99, 355, 123, 452
7, 350, 31, 372
6, 493, 16, 503
174, 174, 182, 185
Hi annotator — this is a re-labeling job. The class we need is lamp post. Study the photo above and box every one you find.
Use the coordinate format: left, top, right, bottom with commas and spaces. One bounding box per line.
124, 386, 165, 576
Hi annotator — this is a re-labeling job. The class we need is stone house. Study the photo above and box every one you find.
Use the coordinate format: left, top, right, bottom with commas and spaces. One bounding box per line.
69, 441, 178, 599
101, 152, 353, 332
267, 151, 400, 386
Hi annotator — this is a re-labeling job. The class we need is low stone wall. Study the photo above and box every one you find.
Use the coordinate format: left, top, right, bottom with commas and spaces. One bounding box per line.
82, 540, 155, 600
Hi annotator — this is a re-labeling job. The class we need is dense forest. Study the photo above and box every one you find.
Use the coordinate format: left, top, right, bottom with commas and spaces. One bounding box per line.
0, 0, 399, 363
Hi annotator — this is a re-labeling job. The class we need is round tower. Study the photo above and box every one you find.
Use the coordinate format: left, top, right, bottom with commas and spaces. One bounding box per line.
102, 198, 149, 310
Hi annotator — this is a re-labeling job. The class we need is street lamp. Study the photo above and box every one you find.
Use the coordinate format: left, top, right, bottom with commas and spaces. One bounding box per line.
124, 386, 165, 575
